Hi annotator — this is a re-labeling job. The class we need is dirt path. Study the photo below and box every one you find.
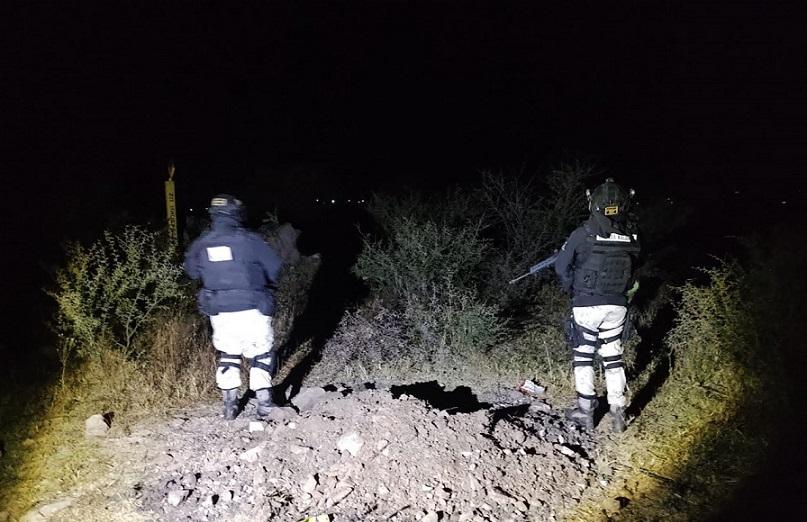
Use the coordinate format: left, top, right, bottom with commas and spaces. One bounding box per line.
37, 385, 620, 522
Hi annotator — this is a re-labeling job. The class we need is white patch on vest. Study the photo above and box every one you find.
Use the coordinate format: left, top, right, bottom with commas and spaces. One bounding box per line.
596, 233, 632, 242
206, 246, 233, 262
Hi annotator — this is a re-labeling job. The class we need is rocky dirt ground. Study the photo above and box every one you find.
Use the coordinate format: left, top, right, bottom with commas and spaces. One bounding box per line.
24, 384, 625, 522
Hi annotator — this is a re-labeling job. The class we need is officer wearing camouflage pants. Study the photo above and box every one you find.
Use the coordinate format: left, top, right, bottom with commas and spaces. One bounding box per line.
554, 179, 640, 432
184, 194, 283, 420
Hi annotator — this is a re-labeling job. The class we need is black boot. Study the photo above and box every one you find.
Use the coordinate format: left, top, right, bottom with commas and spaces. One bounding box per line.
255, 388, 276, 418
222, 388, 239, 420
610, 405, 627, 433
565, 397, 598, 431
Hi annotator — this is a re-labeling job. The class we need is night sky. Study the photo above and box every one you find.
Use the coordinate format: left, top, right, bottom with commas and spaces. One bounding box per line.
2, 1, 805, 344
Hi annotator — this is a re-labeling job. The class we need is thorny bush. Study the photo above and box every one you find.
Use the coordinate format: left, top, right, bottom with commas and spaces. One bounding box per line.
48, 225, 190, 362
354, 214, 501, 355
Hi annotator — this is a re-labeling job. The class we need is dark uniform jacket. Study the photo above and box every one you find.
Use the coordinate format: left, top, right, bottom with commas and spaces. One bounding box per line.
184, 216, 282, 316
554, 215, 640, 307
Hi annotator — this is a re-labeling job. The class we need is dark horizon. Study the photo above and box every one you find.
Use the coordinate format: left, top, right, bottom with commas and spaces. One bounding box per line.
2, 1, 805, 347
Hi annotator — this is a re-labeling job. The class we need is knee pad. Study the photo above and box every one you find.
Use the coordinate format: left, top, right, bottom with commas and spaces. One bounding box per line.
217, 351, 241, 373
602, 354, 625, 371
572, 349, 596, 368
250, 352, 274, 375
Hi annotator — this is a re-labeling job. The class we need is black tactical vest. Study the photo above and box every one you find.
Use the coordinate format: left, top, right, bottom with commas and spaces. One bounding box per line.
195, 227, 276, 315
573, 225, 640, 297
198, 229, 259, 291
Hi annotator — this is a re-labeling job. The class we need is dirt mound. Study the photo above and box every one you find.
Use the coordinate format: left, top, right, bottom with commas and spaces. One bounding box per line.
56, 386, 607, 521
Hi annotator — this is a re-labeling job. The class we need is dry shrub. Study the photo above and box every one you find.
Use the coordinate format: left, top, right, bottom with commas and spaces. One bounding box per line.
574, 258, 789, 520
0, 313, 216, 519
59, 313, 216, 424
272, 254, 321, 347
135, 313, 218, 411
306, 304, 415, 384
354, 213, 503, 358
476, 163, 592, 311
48, 225, 189, 359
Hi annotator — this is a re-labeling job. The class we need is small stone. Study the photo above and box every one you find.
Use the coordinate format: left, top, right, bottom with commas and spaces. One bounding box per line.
488, 487, 511, 505
202, 495, 217, 507
463, 475, 481, 492
375, 439, 389, 452
528, 402, 551, 413
0, 511, 8, 522
249, 421, 266, 432
262, 407, 297, 423
289, 444, 310, 455
378, 484, 390, 496
22, 498, 75, 520
327, 487, 353, 506
556, 445, 577, 458
85, 414, 110, 437
603, 497, 623, 515
154, 453, 174, 466
336, 432, 364, 456
422, 511, 440, 522
239, 443, 266, 463
290, 387, 328, 411
302, 474, 318, 493
167, 489, 189, 506
180, 473, 198, 489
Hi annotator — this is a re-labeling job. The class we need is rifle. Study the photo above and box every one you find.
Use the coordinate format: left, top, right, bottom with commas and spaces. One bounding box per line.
509, 252, 559, 284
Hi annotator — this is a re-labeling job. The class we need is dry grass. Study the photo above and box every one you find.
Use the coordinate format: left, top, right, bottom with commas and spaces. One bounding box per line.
568, 261, 784, 521
0, 313, 216, 519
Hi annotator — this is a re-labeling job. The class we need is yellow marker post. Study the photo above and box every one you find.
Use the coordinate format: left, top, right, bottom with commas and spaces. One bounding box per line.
165, 162, 178, 247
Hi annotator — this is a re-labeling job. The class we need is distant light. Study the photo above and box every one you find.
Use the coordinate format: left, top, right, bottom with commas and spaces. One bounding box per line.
331, 199, 336, 204
189, 208, 193, 212
782, 200, 788, 205
315, 198, 319, 203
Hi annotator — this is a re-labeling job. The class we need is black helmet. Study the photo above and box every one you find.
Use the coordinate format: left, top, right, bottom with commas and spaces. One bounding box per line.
587, 178, 634, 219
208, 194, 245, 221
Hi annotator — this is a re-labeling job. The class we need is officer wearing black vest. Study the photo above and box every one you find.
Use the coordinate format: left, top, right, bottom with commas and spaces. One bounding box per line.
184, 194, 283, 420
554, 179, 640, 432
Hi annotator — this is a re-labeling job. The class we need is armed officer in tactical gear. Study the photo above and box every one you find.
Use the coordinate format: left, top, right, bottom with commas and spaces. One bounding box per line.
184, 194, 283, 420
554, 178, 640, 433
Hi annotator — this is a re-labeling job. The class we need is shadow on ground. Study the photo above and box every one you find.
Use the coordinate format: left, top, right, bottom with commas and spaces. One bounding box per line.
273, 206, 369, 403
390, 381, 491, 414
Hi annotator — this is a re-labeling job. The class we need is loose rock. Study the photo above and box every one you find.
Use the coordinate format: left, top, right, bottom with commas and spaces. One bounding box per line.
85, 414, 110, 437
263, 407, 298, 423
239, 443, 265, 463
248, 421, 266, 432
336, 431, 364, 456
166, 489, 189, 506
302, 474, 318, 493
291, 387, 329, 411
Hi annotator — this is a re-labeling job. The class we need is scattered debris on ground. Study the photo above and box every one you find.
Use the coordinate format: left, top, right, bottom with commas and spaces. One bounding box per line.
42, 385, 622, 521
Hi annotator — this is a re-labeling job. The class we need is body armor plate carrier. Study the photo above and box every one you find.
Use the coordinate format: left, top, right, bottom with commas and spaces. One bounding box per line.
573, 224, 640, 298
